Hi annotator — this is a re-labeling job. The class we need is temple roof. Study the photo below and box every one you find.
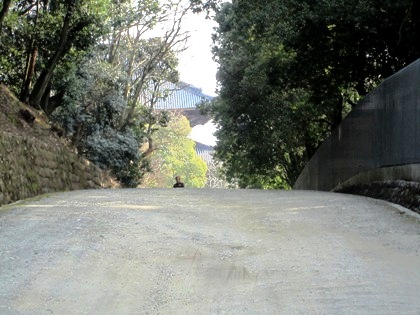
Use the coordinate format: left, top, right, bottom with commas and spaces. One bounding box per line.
154, 82, 214, 110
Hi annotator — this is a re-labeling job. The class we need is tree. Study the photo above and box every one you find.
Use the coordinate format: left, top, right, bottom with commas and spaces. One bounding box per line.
189, 0, 220, 15
210, 0, 420, 188
205, 157, 229, 188
99, 0, 189, 130
0, 0, 109, 111
1, 0, 205, 187
0, 0, 12, 31
141, 113, 208, 188
210, 2, 319, 188
282, 0, 420, 128
50, 56, 147, 187
95, 0, 190, 162
49, 0, 193, 187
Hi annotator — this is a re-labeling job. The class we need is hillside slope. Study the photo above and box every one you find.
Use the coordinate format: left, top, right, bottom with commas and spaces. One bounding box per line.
0, 85, 117, 206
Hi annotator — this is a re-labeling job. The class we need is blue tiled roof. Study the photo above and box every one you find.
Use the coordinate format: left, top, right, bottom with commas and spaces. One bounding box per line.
155, 82, 214, 110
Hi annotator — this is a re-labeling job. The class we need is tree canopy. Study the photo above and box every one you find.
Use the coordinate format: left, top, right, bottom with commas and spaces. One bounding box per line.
3, 0, 418, 188
210, 0, 419, 188
0, 0, 195, 187
141, 113, 208, 188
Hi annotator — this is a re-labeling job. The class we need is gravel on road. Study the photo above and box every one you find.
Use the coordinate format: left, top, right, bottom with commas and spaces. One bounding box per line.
0, 189, 419, 314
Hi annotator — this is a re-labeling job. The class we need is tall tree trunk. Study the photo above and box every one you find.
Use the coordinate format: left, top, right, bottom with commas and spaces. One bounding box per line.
20, 0, 39, 104
20, 43, 38, 104
108, 31, 121, 64
44, 90, 64, 115
29, 3, 74, 109
0, 0, 12, 31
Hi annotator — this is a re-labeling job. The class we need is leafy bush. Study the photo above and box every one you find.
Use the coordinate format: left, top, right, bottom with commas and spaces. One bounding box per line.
85, 128, 144, 187
51, 58, 147, 187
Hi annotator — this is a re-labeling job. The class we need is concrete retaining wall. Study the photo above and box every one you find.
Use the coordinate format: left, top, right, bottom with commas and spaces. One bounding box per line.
294, 59, 420, 192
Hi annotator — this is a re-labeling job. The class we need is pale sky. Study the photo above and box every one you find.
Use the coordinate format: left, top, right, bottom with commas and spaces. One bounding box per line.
189, 119, 218, 146
178, 11, 219, 146
178, 12, 218, 96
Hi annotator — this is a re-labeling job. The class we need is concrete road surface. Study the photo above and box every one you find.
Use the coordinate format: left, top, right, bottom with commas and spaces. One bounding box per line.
0, 189, 420, 314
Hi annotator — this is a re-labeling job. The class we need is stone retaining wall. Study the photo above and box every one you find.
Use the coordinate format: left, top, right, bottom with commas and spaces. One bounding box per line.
338, 180, 420, 215
0, 132, 115, 207
331, 164, 420, 212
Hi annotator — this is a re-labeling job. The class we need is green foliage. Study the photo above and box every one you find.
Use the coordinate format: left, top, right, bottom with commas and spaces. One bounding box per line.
211, 0, 420, 189
50, 56, 145, 187
0, 9, 27, 93
1, 0, 197, 188
0, 0, 110, 108
84, 128, 143, 187
190, 0, 220, 14
142, 113, 208, 188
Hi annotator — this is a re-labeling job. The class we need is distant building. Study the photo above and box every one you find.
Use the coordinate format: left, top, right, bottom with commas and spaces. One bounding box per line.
155, 82, 214, 127
195, 142, 214, 165
154, 82, 223, 186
